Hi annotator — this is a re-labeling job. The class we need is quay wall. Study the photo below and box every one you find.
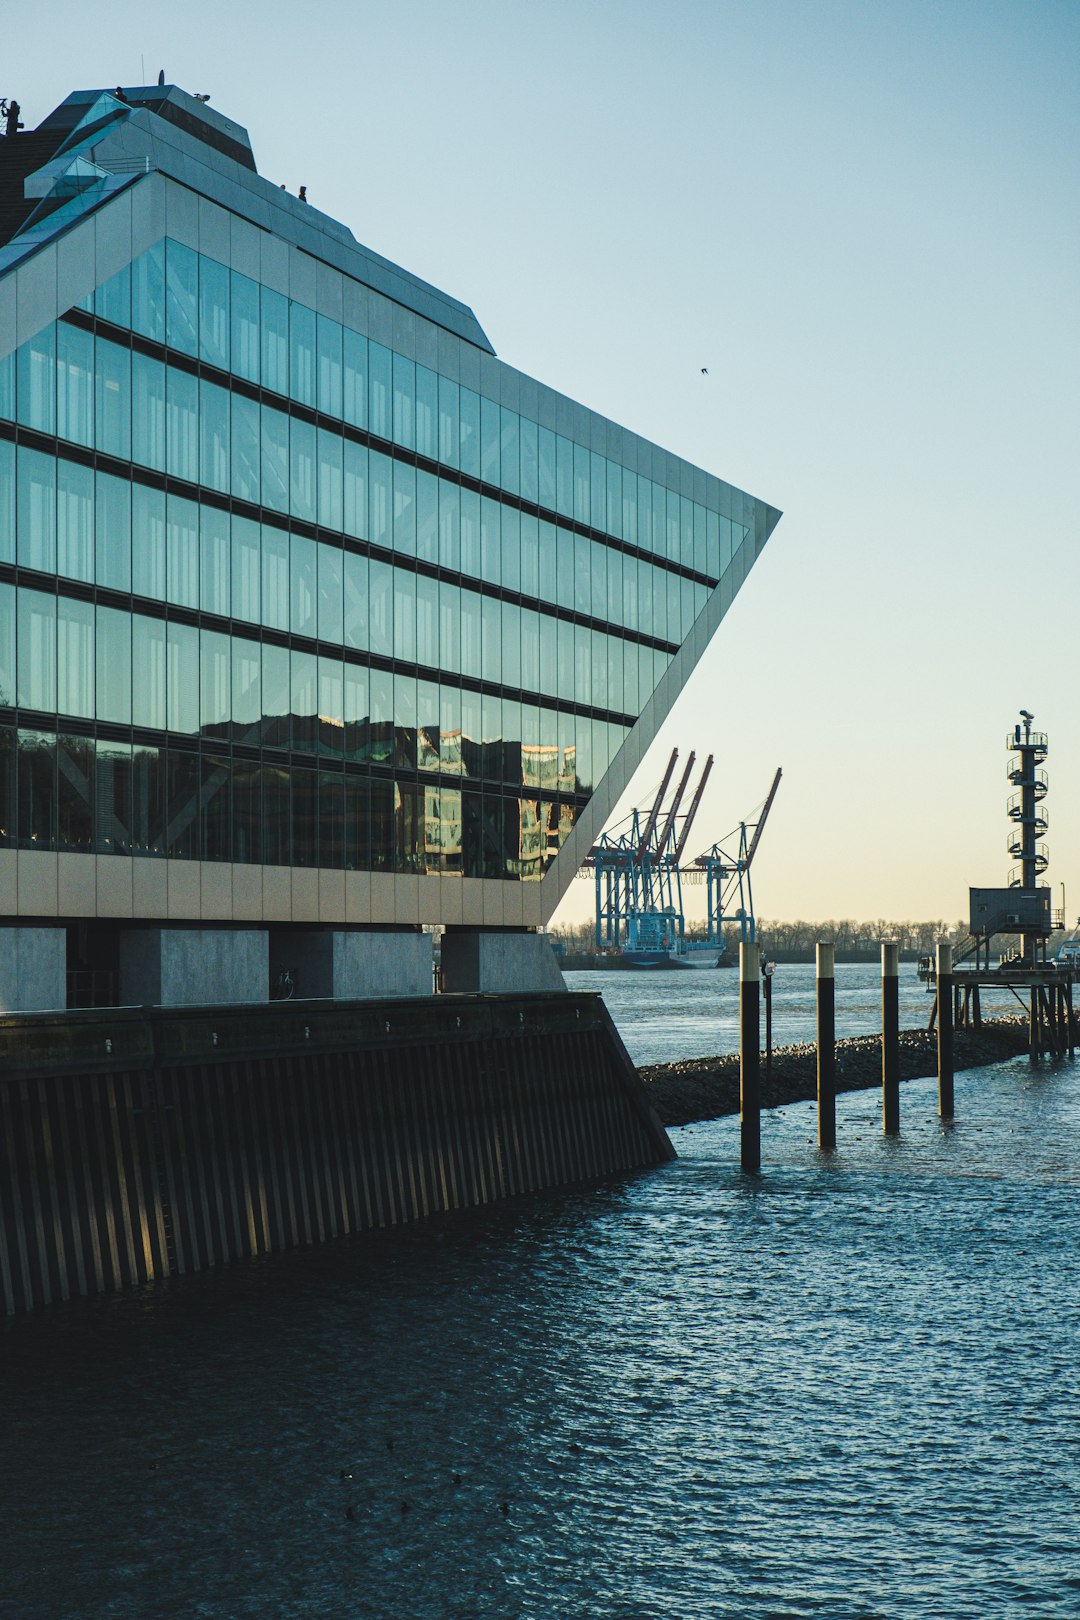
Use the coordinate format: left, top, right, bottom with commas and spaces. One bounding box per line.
0, 993, 673, 1317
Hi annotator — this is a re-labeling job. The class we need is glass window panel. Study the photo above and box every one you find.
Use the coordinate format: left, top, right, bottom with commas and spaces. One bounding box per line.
57, 459, 94, 582
606, 460, 622, 539
291, 647, 318, 751
538, 519, 557, 604
261, 642, 290, 747
538, 426, 557, 511
261, 287, 289, 395
56, 322, 94, 446
416, 574, 438, 668
590, 538, 607, 619
413, 364, 436, 460
230, 270, 260, 383
0, 440, 13, 564
128, 740, 164, 857
460, 589, 481, 680
166, 494, 199, 608
200, 628, 231, 737
459, 387, 480, 478
17, 323, 56, 434
96, 605, 131, 724
318, 655, 344, 756
555, 435, 573, 517
95, 262, 130, 328
165, 366, 199, 482
167, 621, 200, 734
131, 351, 165, 470
289, 301, 316, 406
572, 443, 590, 525
289, 415, 316, 521
479, 497, 500, 585
623, 638, 639, 716
343, 551, 368, 650
438, 480, 459, 571
590, 452, 606, 533
94, 337, 130, 460
17, 446, 56, 573
317, 542, 344, 643
342, 327, 367, 428
16, 730, 55, 849
95, 469, 131, 593
0, 350, 14, 421
343, 662, 368, 762
290, 532, 317, 637
198, 254, 229, 369
553, 529, 574, 611
132, 615, 166, 729
392, 352, 415, 449
165, 748, 200, 858
369, 341, 391, 438
393, 568, 416, 663
572, 624, 592, 707
369, 449, 391, 547
262, 524, 289, 631
261, 403, 289, 513
459, 487, 480, 576
500, 408, 519, 496
437, 376, 459, 468
556, 619, 575, 702
480, 395, 500, 485
260, 761, 290, 863
520, 417, 538, 505
200, 754, 231, 861
230, 392, 260, 503
501, 506, 520, 593
667, 571, 681, 643
439, 580, 460, 675
501, 602, 521, 688
342, 439, 367, 539
317, 427, 343, 533
622, 551, 638, 630
199, 379, 230, 493
132, 483, 166, 600
132, 241, 165, 344
520, 607, 540, 693
0, 581, 12, 706
231, 515, 260, 623
165, 240, 199, 356
231, 634, 261, 745
637, 559, 653, 638
199, 505, 230, 616
666, 489, 680, 563
95, 739, 133, 856
416, 469, 438, 564
606, 548, 623, 628
368, 559, 393, 657
394, 675, 417, 773
17, 588, 57, 710
392, 460, 416, 555
622, 469, 637, 545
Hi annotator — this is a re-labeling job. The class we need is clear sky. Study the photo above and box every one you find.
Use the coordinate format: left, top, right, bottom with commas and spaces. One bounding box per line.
11, 0, 1079, 929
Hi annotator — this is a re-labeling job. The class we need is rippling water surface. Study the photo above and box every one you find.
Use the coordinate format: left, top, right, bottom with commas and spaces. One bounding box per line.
3, 989, 1078, 1618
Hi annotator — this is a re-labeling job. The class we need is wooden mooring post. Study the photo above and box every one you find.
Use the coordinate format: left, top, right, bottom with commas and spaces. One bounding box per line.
817, 942, 836, 1150
937, 941, 954, 1119
740, 940, 761, 1173
881, 942, 900, 1135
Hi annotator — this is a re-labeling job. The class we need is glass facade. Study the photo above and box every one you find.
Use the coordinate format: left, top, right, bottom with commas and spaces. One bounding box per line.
0, 235, 749, 882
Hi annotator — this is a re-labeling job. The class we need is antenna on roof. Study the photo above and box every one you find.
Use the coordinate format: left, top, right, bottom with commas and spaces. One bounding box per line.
194, 93, 211, 103
158, 69, 165, 87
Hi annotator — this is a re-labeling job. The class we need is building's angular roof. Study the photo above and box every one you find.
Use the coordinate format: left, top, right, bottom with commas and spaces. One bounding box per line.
0, 85, 495, 352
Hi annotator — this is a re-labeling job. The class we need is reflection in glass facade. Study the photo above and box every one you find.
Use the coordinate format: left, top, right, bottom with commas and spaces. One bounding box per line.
0, 85, 778, 905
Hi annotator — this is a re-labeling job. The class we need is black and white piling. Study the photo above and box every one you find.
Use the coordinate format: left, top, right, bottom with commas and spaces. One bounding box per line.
936, 941, 954, 1119
740, 940, 761, 1173
816, 942, 836, 1150
881, 942, 900, 1135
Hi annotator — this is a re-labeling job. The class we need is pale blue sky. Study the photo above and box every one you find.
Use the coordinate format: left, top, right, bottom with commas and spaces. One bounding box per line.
12, 0, 1080, 925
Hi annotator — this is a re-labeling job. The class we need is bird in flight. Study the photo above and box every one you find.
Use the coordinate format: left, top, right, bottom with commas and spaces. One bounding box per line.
701, 367, 708, 375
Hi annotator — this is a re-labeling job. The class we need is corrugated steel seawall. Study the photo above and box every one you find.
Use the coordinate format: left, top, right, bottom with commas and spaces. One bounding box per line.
0, 993, 674, 1316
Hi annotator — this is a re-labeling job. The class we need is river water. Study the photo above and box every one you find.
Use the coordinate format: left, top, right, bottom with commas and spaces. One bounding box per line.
2, 976, 1078, 1618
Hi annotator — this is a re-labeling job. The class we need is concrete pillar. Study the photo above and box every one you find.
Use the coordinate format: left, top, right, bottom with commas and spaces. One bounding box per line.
816, 942, 836, 1150
119, 928, 268, 1007
440, 930, 566, 995
739, 939, 760, 1173
0, 927, 67, 1012
268, 929, 433, 1000
937, 941, 954, 1119
881, 942, 900, 1136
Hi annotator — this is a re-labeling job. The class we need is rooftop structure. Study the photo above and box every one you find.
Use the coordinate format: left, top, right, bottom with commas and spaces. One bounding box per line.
0, 84, 780, 1008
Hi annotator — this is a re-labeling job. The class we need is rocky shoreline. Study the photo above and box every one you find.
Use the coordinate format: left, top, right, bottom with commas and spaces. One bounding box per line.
639, 1017, 1030, 1128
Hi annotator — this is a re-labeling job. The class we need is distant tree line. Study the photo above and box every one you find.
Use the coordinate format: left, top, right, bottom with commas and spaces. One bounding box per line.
551, 917, 970, 955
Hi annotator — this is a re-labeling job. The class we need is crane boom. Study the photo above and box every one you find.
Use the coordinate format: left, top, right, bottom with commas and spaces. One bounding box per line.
657, 752, 696, 857
674, 754, 714, 862
744, 768, 782, 869
637, 748, 679, 857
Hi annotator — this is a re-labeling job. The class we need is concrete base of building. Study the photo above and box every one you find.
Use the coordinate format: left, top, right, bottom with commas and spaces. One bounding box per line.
269, 928, 433, 1000
440, 929, 567, 994
0, 927, 67, 1013
119, 927, 269, 1007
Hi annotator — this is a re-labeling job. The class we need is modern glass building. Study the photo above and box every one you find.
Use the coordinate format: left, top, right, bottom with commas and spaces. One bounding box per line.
0, 85, 780, 1007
